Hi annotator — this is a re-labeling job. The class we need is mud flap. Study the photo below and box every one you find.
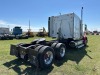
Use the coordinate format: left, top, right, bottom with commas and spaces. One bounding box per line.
10, 44, 18, 56
28, 49, 39, 66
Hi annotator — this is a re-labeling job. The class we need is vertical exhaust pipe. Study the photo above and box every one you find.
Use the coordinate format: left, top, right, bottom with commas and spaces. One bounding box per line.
81, 7, 83, 25
80, 7, 83, 38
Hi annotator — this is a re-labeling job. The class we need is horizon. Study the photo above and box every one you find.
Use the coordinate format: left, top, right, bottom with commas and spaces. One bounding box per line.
0, 0, 100, 32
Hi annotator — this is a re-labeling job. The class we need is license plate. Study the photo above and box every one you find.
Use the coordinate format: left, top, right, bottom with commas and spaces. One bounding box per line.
21, 55, 24, 59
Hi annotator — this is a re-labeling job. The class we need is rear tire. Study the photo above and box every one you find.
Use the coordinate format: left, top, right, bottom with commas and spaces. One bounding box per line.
51, 43, 58, 48
38, 46, 54, 69
29, 45, 44, 66
52, 43, 66, 60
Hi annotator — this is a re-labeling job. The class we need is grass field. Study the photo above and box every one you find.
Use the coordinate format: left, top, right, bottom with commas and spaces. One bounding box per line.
0, 36, 100, 75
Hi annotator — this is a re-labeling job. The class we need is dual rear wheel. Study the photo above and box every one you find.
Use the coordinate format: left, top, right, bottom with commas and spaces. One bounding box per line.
51, 43, 66, 59
32, 43, 66, 69
16, 43, 66, 69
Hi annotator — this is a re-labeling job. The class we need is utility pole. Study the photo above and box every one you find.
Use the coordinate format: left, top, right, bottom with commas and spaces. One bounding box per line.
29, 20, 30, 31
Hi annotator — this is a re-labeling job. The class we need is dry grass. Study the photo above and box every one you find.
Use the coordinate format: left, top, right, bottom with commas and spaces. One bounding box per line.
0, 35, 100, 75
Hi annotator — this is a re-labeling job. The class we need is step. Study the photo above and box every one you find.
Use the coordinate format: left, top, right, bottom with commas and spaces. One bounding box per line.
76, 44, 84, 48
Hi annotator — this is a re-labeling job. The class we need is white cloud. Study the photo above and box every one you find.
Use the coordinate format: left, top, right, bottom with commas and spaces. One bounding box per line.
88, 26, 100, 32
0, 20, 7, 25
0, 20, 42, 32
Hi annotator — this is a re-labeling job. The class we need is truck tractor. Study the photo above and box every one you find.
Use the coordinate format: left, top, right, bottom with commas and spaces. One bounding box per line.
10, 9, 88, 69
12, 26, 22, 36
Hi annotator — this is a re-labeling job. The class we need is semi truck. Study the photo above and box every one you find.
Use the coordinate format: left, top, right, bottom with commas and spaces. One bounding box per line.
0, 27, 10, 34
48, 12, 87, 48
10, 9, 88, 69
0, 27, 14, 40
12, 26, 22, 36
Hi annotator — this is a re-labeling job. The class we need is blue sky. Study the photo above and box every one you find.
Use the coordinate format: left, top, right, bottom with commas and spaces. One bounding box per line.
0, 0, 100, 31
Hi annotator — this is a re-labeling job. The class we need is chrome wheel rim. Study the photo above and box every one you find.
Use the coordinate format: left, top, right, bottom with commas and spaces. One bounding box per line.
44, 51, 53, 65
